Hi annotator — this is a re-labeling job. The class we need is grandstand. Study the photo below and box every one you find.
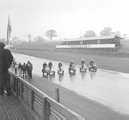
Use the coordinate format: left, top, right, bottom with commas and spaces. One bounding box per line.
56, 35, 121, 49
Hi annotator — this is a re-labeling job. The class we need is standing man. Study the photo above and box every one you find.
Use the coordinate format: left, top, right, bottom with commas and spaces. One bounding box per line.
3, 45, 13, 95
27, 61, 33, 79
0, 42, 13, 96
0, 42, 5, 95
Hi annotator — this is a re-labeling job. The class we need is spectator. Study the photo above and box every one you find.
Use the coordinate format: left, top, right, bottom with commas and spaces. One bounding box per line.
0, 42, 5, 95
27, 61, 33, 79
0, 42, 13, 96
22, 63, 26, 78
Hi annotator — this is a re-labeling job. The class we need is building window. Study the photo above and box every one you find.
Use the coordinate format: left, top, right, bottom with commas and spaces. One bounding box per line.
80, 41, 83, 45
97, 40, 100, 44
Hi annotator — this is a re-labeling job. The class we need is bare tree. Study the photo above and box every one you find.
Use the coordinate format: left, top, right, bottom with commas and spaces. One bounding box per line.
114, 31, 121, 37
83, 30, 96, 37
34, 36, 45, 42
28, 34, 32, 43
100, 27, 113, 36
46, 29, 57, 40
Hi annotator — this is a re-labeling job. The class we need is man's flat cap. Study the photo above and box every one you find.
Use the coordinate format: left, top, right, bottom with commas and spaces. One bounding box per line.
0, 42, 5, 48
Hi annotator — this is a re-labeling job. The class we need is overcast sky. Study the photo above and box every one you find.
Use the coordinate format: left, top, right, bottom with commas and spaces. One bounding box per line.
0, 0, 129, 39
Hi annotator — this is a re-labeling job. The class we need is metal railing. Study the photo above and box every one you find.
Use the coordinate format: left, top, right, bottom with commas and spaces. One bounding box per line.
9, 71, 86, 120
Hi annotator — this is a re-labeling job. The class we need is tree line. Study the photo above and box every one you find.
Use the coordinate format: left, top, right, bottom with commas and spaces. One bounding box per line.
11, 27, 121, 43
45, 27, 121, 40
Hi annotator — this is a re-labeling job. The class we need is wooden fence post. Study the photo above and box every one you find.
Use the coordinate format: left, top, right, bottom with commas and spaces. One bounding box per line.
30, 90, 34, 110
55, 88, 60, 102
44, 98, 51, 120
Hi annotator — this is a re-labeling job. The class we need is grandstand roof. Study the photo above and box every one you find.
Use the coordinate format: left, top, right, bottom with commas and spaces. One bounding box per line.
63, 35, 120, 41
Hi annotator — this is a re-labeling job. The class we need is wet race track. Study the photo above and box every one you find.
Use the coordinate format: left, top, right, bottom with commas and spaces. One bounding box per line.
12, 52, 129, 115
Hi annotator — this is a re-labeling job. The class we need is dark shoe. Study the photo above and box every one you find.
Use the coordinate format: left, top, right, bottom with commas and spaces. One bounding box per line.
6, 92, 11, 96
0, 91, 4, 96
6, 91, 12, 96
0, 93, 4, 96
